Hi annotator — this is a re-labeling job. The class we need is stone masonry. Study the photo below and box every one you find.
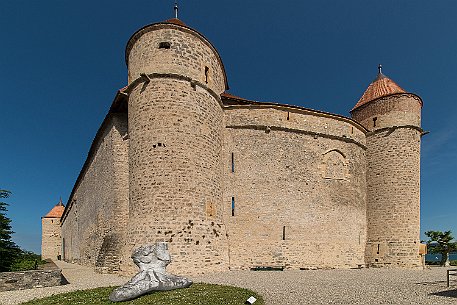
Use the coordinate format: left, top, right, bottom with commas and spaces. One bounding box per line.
48, 18, 424, 276
41, 200, 65, 260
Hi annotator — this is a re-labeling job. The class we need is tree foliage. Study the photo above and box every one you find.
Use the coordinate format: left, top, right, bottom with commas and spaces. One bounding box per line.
424, 230, 457, 266
0, 189, 20, 272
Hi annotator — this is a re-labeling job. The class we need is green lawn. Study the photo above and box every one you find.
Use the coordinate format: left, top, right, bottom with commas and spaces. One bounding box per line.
21, 283, 265, 305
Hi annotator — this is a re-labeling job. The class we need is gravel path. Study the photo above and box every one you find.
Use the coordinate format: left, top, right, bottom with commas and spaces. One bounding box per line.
195, 267, 457, 305
0, 262, 456, 304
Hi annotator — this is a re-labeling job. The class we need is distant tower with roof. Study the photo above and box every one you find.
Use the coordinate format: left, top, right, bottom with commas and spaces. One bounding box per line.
41, 199, 65, 260
351, 65, 423, 268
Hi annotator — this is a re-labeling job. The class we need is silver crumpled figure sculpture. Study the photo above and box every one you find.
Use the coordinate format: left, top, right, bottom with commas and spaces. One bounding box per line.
109, 242, 192, 302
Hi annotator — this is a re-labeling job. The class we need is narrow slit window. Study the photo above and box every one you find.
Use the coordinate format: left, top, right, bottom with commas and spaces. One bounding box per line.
204, 66, 209, 84
373, 117, 377, 127
231, 197, 235, 216
282, 226, 286, 240
287, 112, 290, 120
159, 42, 171, 49
377, 244, 380, 254
231, 153, 235, 173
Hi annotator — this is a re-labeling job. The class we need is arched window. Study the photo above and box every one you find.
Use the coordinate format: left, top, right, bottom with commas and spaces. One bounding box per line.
322, 150, 347, 180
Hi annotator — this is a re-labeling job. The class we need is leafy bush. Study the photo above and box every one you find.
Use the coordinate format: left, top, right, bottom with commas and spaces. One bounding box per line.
450, 260, 457, 266
21, 283, 265, 305
10, 251, 47, 271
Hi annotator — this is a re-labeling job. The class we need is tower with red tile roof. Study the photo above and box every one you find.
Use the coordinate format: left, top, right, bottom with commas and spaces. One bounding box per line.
41, 199, 65, 260
351, 66, 423, 268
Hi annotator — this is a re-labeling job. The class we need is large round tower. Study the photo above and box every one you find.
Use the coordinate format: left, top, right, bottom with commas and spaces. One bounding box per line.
124, 18, 229, 275
351, 66, 423, 268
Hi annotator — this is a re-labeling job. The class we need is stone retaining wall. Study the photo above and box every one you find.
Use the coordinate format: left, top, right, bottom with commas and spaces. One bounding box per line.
0, 261, 63, 292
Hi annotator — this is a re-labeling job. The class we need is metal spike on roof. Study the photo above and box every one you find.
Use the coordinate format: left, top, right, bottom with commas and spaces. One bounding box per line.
375, 64, 386, 81
174, 1, 178, 19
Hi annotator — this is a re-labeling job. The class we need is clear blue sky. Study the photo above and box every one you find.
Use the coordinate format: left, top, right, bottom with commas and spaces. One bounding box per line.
1, 1, 456, 254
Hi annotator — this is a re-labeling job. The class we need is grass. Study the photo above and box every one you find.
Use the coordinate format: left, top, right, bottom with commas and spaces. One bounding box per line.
20, 283, 265, 305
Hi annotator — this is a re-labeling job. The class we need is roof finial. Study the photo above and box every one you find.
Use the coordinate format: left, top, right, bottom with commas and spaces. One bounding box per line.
378, 64, 383, 75
174, 1, 179, 19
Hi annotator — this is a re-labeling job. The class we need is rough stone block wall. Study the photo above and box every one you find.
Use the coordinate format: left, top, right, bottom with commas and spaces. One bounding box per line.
351, 94, 422, 131
223, 107, 367, 270
125, 77, 229, 276
41, 218, 62, 260
364, 127, 421, 268
0, 264, 62, 292
61, 114, 129, 273
127, 24, 226, 94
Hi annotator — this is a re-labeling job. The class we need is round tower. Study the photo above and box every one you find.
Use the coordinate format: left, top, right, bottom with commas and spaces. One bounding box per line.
124, 18, 229, 275
351, 66, 423, 268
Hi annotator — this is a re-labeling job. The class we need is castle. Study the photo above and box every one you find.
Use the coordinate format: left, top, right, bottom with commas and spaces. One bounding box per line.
42, 16, 424, 275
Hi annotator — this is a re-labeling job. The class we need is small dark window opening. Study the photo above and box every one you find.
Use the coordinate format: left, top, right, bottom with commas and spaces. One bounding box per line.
373, 117, 378, 127
204, 66, 209, 84
231, 197, 235, 216
375, 258, 379, 262
231, 153, 235, 173
377, 244, 380, 254
282, 226, 286, 240
159, 42, 171, 49
351, 127, 354, 134
287, 112, 290, 120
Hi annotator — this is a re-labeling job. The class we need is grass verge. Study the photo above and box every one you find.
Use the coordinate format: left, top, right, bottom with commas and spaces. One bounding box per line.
20, 283, 265, 305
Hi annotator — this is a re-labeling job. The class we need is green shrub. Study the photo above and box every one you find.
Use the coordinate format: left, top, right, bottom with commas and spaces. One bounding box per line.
10, 251, 46, 271
450, 260, 457, 266
21, 283, 265, 305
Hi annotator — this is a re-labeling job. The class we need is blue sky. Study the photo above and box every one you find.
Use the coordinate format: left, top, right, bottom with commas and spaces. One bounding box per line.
1, 1, 456, 253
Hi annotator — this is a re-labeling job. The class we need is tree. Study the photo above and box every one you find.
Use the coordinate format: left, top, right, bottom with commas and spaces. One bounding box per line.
424, 230, 457, 267
0, 189, 20, 271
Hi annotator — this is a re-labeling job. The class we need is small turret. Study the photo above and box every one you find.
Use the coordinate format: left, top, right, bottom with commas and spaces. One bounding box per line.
41, 199, 65, 260
352, 66, 423, 268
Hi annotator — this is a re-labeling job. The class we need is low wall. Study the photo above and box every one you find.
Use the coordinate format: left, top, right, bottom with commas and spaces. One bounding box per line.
0, 261, 63, 292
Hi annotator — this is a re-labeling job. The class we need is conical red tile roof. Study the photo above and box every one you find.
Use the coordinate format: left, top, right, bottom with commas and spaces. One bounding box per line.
352, 70, 406, 111
43, 199, 65, 218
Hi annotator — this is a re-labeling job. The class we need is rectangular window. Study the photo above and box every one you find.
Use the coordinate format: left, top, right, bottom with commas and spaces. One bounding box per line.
282, 226, 286, 240
231, 153, 235, 173
231, 197, 235, 216
205, 66, 209, 84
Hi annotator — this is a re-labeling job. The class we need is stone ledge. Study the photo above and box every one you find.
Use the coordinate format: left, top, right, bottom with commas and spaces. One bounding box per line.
0, 260, 64, 292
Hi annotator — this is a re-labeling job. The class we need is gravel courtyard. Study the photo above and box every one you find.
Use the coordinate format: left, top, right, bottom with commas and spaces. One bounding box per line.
0, 261, 456, 304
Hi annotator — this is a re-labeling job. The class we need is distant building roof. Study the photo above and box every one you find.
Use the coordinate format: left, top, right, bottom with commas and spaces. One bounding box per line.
352, 70, 406, 111
43, 199, 65, 218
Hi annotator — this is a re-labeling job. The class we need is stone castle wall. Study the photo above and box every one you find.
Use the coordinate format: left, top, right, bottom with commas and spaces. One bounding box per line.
56, 21, 423, 275
61, 114, 129, 273
41, 218, 62, 260
223, 106, 367, 269
126, 23, 226, 93
352, 95, 422, 268
364, 128, 421, 267
351, 94, 422, 130
124, 23, 229, 276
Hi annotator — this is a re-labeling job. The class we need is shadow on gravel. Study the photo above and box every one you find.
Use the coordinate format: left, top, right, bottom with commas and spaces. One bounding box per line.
415, 280, 447, 286
430, 289, 457, 298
